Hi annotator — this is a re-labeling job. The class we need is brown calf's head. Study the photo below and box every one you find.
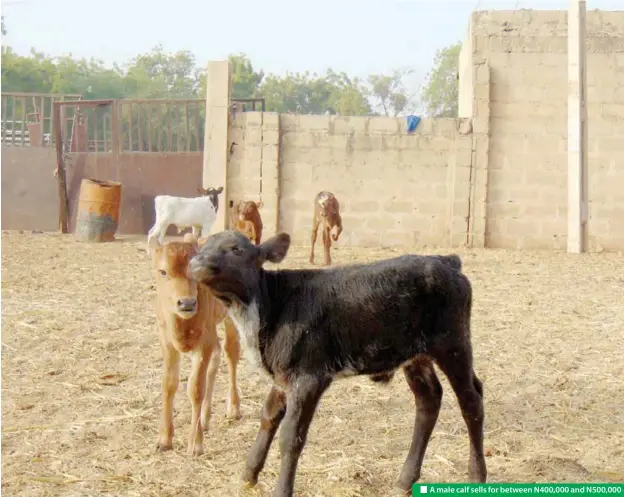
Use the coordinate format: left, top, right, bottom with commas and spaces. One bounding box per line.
237, 200, 263, 221
187, 230, 290, 306
330, 221, 343, 241
149, 235, 200, 319
197, 186, 224, 212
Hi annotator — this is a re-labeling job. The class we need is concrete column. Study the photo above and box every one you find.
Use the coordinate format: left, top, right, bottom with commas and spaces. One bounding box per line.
467, 61, 491, 248
203, 60, 232, 234
567, 0, 588, 253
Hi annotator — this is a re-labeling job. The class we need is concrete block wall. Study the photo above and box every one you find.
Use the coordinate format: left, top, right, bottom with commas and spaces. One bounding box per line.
227, 112, 280, 238
470, 10, 624, 250
227, 113, 474, 248
219, 8, 624, 251
277, 115, 473, 247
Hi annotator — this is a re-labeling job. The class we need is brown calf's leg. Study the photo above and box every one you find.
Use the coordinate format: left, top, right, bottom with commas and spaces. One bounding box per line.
309, 218, 320, 264
223, 317, 242, 419
242, 386, 287, 486
435, 345, 487, 483
199, 342, 221, 433
322, 227, 332, 266
273, 376, 331, 497
157, 343, 181, 452
187, 343, 215, 456
395, 357, 443, 493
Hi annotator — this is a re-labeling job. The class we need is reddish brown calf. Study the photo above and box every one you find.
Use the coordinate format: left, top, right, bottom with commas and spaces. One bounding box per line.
309, 191, 343, 266
234, 219, 257, 243
150, 233, 242, 457
236, 200, 263, 245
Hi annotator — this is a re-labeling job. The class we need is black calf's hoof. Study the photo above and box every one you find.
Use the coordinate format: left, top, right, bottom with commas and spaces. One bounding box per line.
241, 468, 258, 487
391, 485, 412, 496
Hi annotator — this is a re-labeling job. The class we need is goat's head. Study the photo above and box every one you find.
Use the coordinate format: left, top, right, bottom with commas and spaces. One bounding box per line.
197, 186, 224, 212
187, 230, 290, 306
149, 235, 200, 319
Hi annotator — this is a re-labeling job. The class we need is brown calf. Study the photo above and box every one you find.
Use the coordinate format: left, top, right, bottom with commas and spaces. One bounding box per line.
236, 200, 263, 245
234, 219, 257, 243
309, 191, 343, 266
150, 233, 242, 456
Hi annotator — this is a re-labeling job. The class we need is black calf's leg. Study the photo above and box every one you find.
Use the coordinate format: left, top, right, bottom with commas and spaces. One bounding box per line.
242, 386, 287, 485
435, 346, 487, 483
396, 357, 443, 492
273, 375, 331, 497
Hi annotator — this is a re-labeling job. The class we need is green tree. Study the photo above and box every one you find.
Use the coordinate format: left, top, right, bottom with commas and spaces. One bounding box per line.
123, 45, 200, 98
367, 68, 417, 117
1, 44, 427, 119
420, 42, 461, 117
325, 69, 371, 116
258, 70, 370, 116
230, 53, 264, 99
259, 72, 321, 114
197, 53, 264, 100
50, 55, 125, 99
0, 47, 56, 93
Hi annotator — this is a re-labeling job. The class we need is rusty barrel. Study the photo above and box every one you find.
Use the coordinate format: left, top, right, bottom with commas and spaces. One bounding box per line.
75, 179, 122, 242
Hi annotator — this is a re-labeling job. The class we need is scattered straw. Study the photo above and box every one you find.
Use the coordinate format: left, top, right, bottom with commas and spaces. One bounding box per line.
2, 231, 624, 497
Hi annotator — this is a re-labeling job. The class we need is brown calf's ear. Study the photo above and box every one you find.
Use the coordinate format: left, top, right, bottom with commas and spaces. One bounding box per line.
259, 233, 290, 265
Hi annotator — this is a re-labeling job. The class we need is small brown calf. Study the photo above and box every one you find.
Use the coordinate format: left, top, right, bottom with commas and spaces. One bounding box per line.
309, 191, 343, 266
236, 200, 263, 245
150, 233, 242, 456
234, 219, 257, 243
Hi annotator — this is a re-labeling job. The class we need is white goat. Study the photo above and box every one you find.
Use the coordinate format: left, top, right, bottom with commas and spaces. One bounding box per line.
147, 187, 223, 248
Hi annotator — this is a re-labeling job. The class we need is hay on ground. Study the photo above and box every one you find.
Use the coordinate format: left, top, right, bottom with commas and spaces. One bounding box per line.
1, 231, 623, 497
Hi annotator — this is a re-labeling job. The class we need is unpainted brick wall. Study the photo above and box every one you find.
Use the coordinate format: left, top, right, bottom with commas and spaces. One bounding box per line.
472, 10, 624, 250
225, 9, 623, 251
227, 112, 280, 239
228, 113, 473, 248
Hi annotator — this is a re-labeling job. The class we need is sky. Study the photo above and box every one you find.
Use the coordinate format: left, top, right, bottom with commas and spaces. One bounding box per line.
1, 0, 622, 82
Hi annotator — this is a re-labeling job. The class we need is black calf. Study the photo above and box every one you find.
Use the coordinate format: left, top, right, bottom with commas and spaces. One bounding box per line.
188, 231, 487, 497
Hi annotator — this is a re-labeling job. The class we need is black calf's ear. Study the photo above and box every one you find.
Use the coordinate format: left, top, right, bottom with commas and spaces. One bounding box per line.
259, 233, 291, 264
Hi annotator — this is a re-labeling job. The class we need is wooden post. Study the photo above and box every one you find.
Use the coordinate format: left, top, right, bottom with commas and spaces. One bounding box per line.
567, 0, 588, 253
53, 102, 69, 233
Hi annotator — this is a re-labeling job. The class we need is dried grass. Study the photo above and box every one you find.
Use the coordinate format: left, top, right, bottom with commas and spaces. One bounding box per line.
2, 231, 624, 497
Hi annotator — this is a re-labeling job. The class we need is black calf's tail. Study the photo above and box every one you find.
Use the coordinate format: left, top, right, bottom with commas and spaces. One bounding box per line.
446, 254, 462, 271
432, 254, 462, 272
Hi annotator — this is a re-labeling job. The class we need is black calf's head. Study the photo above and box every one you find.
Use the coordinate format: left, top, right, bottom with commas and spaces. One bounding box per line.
187, 230, 290, 305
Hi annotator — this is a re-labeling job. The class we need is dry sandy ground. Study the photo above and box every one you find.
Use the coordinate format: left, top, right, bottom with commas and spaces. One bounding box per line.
2, 231, 623, 497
